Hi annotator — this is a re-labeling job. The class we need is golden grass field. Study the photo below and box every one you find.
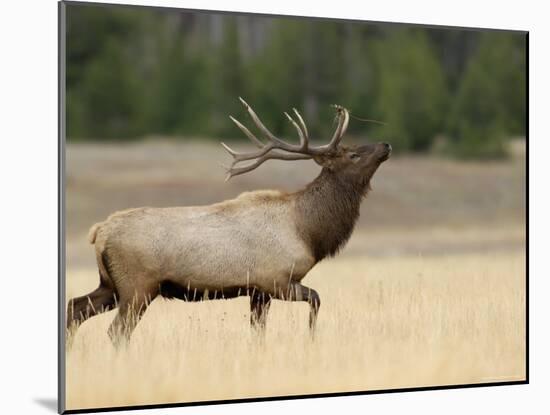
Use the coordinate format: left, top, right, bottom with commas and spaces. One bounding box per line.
64, 140, 526, 411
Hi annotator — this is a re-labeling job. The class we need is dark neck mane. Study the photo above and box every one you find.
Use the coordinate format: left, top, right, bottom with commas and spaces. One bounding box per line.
293, 168, 368, 263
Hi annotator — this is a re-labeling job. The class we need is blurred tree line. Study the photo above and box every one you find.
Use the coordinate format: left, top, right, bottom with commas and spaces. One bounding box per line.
66, 4, 526, 158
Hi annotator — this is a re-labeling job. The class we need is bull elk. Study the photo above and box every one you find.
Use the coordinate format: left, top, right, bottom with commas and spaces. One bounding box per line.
66, 98, 391, 343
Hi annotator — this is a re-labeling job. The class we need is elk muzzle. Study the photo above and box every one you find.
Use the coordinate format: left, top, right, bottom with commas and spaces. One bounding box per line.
377, 142, 392, 161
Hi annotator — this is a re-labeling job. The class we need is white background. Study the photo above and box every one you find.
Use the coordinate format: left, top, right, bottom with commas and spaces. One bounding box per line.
0, 0, 545, 413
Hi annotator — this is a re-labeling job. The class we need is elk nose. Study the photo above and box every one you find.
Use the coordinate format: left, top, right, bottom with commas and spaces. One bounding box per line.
381, 142, 392, 152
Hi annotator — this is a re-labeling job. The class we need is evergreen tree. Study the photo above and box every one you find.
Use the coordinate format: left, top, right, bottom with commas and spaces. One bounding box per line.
371, 28, 448, 152
64, 3, 526, 160
448, 32, 526, 158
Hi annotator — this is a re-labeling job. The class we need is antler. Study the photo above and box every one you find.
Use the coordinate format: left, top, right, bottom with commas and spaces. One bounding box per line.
221, 97, 350, 180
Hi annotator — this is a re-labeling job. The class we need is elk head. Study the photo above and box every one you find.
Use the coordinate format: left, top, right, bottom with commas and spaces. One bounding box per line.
221, 97, 392, 187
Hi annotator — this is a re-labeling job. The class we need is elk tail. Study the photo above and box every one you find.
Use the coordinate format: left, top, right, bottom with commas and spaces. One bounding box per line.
88, 222, 103, 244
88, 221, 118, 298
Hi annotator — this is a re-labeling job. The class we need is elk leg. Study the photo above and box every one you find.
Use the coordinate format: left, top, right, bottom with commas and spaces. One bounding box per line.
307, 287, 321, 332
66, 282, 117, 332
276, 282, 321, 333
250, 291, 272, 329
108, 289, 156, 347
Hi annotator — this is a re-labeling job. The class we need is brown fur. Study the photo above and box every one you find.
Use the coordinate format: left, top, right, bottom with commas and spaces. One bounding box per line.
293, 168, 368, 262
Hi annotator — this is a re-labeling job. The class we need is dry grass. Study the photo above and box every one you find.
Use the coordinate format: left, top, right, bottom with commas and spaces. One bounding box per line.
66, 249, 525, 411
64, 140, 526, 411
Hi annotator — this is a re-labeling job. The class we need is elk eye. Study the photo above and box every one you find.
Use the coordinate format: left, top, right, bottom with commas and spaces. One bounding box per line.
349, 152, 360, 162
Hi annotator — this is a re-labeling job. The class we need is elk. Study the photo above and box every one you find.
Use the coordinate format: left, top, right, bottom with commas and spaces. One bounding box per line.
66, 98, 391, 343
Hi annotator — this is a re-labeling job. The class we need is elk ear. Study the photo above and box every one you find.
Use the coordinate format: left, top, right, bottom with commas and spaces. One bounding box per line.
313, 155, 335, 169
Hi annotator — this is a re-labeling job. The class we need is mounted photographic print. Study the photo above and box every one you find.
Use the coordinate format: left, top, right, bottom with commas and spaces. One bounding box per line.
58, 1, 528, 413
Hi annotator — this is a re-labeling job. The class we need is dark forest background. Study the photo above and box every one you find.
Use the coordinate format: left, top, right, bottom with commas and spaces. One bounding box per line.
66, 4, 526, 158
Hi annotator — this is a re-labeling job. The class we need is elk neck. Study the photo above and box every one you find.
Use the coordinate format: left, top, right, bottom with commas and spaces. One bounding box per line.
293, 168, 369, 263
